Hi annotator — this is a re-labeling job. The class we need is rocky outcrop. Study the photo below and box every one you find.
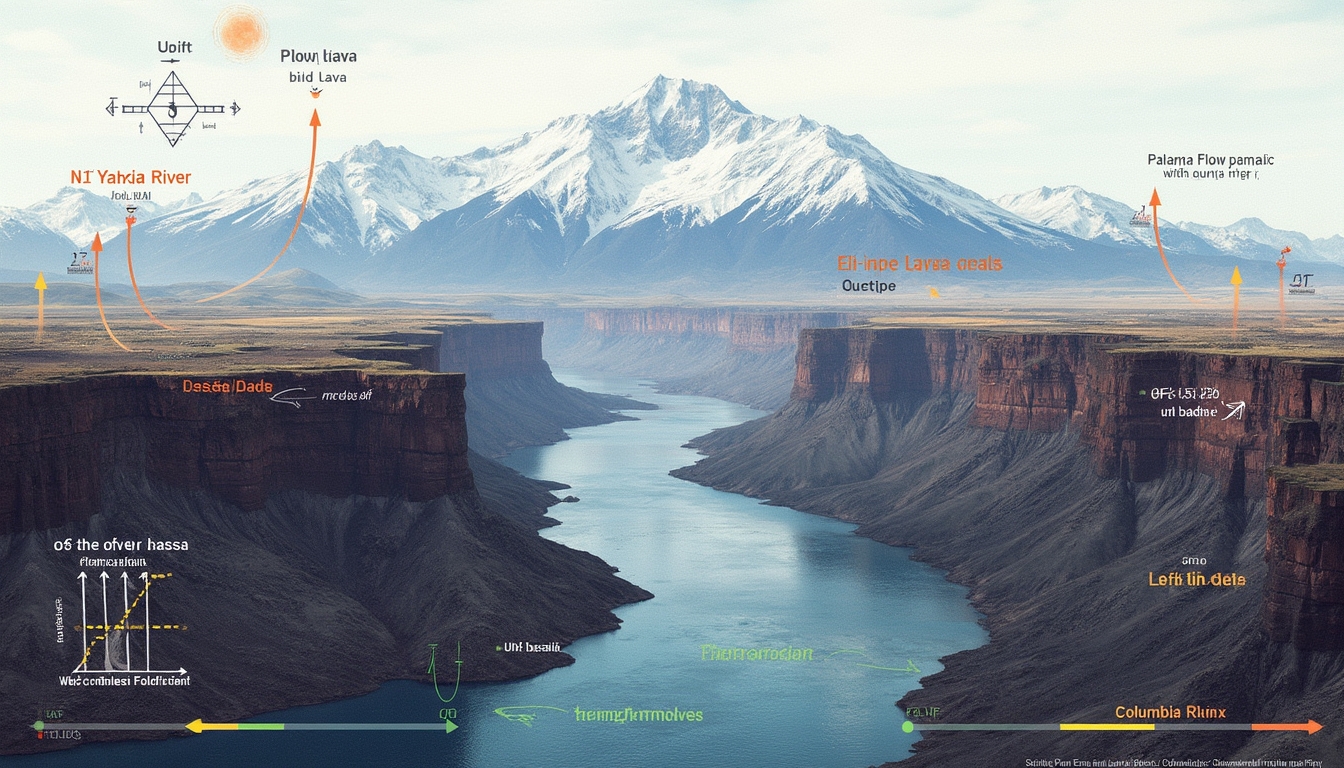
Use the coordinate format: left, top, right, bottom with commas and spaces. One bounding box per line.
435, 321, 552, 380
0, 371, 471, 535
431, 320, 652, 457
1263, 465, 1344, 650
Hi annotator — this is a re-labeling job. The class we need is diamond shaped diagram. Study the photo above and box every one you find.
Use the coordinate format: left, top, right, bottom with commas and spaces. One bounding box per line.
147, 73, 200, 147
116, 72, 227, 147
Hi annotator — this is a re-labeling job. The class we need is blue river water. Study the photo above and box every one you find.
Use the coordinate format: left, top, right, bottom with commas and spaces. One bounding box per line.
13, 371, 986, 767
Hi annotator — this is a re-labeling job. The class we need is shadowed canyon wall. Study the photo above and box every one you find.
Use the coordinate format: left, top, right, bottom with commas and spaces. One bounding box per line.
0, 370, 470, 535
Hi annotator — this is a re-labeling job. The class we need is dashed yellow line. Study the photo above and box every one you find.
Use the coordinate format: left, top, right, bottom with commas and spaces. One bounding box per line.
77, 625, 187, 631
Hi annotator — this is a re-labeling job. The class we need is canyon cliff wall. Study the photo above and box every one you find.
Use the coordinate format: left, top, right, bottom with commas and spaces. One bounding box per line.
436, 321, 552, 380
1263, 465, 1344, 650
790, 327, 1344, 501
787, 327, 1344, 649
431, 320, 651, 457
678, 325, 1344, 765
0, 370, 471, 535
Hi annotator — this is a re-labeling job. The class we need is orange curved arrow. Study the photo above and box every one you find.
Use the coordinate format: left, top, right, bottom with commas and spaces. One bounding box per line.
199, 109, 320, 303
92, 233, 132, 352
1277, 248, 1289, 329
1149, 188, 1197, 304
125, 215, 175, 329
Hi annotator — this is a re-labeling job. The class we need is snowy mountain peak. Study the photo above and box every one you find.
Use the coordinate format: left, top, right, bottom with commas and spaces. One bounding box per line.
26, 187, 140, 247
601, 75, 756, 162
994, 185, 1147, 246
614, 76, 749, 123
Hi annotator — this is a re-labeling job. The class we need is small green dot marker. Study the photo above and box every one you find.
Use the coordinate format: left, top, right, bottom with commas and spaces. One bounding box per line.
902, 721, 914, 733
495, 645, 502, 651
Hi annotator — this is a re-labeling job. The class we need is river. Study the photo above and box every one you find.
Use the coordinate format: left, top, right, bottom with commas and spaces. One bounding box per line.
15, 371, 986, 767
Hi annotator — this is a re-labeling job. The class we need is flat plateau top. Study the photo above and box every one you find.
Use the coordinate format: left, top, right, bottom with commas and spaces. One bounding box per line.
861, 309, 1344, 359
0, 307, 491, 387
9, 302, 1344, 388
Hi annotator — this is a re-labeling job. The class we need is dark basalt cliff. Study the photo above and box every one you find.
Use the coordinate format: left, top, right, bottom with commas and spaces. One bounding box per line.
0, 353, 652, 756
1, 371, 472, 535
433, 320, 653, 456
676, 326, 1344, 766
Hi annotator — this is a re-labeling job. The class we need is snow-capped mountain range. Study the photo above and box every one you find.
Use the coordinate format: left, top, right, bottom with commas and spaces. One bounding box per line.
1, 76, 1337, 293
994, 185, 1343, 263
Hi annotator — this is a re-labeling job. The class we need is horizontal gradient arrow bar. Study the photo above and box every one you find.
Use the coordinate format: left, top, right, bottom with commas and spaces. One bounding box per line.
906, 720, 1321, 734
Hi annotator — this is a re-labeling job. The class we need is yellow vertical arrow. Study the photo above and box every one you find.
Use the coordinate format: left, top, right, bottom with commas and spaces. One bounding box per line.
1231, 265, 1243, 337
34, 273, 47, 342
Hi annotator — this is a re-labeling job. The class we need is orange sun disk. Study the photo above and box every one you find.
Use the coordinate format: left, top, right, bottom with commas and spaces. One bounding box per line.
214, 5, 269, 62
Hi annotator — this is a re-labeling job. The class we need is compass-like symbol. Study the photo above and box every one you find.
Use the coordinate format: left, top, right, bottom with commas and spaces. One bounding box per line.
107, 72, 237, 147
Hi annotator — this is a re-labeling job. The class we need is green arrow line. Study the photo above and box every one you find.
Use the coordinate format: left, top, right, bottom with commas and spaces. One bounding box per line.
494, 706, 570, 727
856, 659, 921, 673
825, 649, 867, 658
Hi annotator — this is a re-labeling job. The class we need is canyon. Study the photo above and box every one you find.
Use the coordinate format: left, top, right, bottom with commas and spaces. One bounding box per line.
675, 324, 1344, 765
0, 315, 652, 756
538, 307, 859, 409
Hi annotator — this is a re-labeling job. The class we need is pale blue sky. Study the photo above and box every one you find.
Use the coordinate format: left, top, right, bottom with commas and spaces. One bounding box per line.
4, 0, 1341, 236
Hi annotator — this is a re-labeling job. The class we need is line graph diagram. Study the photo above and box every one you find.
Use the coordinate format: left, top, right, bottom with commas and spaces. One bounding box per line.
72, 571, 188, 675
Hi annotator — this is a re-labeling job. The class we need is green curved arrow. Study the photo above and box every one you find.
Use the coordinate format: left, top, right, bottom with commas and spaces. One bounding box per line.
427, 642, 462, 704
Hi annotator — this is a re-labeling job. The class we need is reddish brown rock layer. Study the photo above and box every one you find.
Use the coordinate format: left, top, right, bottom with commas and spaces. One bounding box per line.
0, 370, 472, 535
1263, 466, 1344, 650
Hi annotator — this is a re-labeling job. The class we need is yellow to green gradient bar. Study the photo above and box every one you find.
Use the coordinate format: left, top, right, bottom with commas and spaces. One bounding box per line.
182, 718, 456, 733
186, 719, 282, 732
1060, 723, 1155, 731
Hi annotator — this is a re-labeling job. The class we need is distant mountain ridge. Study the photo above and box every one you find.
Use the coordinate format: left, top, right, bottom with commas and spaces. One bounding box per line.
995, 185, 1341, 264
102, 75, 1083, 291
1, 78, 1338, 294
